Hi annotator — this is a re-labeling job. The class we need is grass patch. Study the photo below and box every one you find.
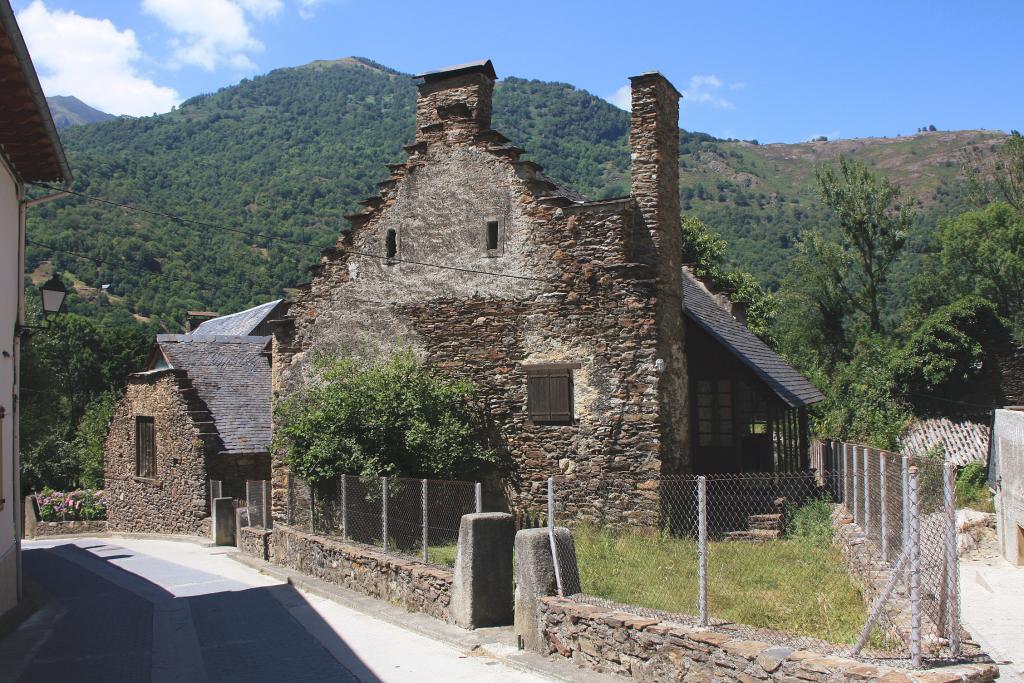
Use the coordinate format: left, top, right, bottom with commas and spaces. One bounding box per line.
956, 462, 994, 512
427, 543, 458, 567
574, 510, 875, 645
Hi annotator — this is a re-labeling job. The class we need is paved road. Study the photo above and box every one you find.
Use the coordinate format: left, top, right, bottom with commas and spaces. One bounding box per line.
2, 537, 547, 683
961, 557, 1024, 683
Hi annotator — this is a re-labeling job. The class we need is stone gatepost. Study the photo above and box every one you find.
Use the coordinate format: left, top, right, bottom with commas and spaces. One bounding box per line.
514, 526, 579, 653
451, 512, 514, 629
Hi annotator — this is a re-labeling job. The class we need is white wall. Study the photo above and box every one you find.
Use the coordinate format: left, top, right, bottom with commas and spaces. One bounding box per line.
990, 409, 1024, 565
0, 156, 20, 615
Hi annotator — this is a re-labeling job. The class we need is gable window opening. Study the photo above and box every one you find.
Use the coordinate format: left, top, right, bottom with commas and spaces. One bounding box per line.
525, 363, 579, 424
135, 416, 156, 478
385, 229, 398, 260
486, 220, 499, 251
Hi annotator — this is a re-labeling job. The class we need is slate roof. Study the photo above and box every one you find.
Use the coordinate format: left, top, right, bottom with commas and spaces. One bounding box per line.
191, 300, 282, 337
899, 417, 990, 467
682, 272, 825, 408
156, 336, 272, 454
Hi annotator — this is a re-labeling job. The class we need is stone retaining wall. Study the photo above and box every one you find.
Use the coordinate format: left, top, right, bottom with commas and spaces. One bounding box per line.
539, 596, 998, 682
237, 526, 271, 561
28, 520, 109, 538
271, 525, 453, 622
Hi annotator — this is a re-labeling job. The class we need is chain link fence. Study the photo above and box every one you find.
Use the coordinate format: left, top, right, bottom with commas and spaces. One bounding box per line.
547, 442, 970, 667
285, 473, 481, 567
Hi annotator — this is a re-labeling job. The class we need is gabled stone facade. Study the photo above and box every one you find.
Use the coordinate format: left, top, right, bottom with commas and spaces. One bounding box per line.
271, 60, 690, 524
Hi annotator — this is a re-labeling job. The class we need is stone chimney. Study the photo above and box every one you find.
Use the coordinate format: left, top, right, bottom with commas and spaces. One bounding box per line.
630, 71, 682, 270
185, 311, 219, 332
413, 60, 497, 144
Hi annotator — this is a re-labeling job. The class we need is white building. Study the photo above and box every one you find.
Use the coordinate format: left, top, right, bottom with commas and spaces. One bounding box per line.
0, 1, 71, 619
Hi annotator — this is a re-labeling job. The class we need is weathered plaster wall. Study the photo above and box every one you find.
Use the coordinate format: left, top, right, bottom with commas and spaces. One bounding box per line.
991, 408, 1024, 565
104, 372, 210, 535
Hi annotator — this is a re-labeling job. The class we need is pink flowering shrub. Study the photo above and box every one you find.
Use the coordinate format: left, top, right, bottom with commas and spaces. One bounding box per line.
36, 488, 107, 521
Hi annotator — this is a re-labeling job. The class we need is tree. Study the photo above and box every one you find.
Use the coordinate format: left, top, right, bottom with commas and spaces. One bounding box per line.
815, 156, 912, 333
961, 130, 1024, 212
274, 350, 496, 484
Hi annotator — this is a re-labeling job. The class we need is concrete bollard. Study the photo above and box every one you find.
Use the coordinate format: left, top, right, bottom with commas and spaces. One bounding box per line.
451, 512, 514, 629
514, 526, 578, 653
213, 497, 236, 546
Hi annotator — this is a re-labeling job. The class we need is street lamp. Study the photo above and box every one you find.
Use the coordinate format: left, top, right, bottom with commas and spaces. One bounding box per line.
16, 274, 67, 335
39, 274, 67, 317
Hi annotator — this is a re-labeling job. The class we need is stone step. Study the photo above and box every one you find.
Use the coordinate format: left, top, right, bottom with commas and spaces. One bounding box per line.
748, 513, 783, 530
723, 529, 781, 542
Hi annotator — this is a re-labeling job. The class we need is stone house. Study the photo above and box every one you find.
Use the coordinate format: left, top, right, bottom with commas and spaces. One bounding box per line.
270, 60, 822, 524
104, 302, 278, 535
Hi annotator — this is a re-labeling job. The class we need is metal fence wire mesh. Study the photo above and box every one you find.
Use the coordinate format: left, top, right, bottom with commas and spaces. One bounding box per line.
242, 480, 270, 529
287, 473, 479, 567
548, 442, 971, 666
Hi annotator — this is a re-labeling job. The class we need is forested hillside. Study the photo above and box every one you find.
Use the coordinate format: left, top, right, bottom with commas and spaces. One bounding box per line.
27, 56, 1003, 330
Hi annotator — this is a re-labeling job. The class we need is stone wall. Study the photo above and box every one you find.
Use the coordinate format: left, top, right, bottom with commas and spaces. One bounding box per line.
271, 64, 690, 528
538, 596, 998, 682
271, 525, 453, 621
105, 371, 212, 535
28, 520, 108, 538
237, 525, 271, 561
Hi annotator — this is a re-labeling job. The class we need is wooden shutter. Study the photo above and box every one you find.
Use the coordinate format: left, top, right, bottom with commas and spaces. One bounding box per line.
525, 364, 576, 424
135, 416, 155, 478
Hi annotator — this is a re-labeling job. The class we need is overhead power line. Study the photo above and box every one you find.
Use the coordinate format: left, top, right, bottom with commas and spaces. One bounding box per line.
30, 182, 552, 284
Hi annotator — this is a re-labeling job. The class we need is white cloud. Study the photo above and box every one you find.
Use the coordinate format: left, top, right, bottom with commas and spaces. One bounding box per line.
682, 74, 735, 109
606, 84, 631, 111
238, 0, 284, 19
16, 1, 180, 116
297, 0, 328, 19
605, 74, 743, 111
142, 0, 264, 71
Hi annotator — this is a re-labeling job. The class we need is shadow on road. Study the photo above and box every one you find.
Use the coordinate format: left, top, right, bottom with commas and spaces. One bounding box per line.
3, 543, 381, 683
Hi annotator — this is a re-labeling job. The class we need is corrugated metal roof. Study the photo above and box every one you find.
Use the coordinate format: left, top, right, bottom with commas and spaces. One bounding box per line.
191, 300, 282, 337
682, 272, 825, 408
899, 417, 990, 467
158, 336, 271, 454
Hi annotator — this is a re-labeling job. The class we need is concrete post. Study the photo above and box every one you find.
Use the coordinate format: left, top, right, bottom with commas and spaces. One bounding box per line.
853, 446, 861, 525
698, 476, 708, 626
475, 482, 482, 513
902, 455, 910, 554
451, 513, 514, 629
213, 497, 235, 546
908, 466, 922, 668
340, 475, 347, 541
547, 477, 564, 597
22, 496, 38, 540
263, 480, 272, 529
514, 527, 577, 653
944, 462, 961, 655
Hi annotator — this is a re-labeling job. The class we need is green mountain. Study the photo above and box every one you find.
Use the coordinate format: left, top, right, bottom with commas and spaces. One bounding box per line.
27, 56, 1005, 329
46, 95, 115, 129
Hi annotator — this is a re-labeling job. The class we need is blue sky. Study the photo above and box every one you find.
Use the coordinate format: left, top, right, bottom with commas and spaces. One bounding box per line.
13, 0, 1023, 143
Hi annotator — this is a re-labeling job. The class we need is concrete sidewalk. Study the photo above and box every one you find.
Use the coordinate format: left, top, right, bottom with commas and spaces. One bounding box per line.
961, 557, 1024, 682
3, 537, 557, 683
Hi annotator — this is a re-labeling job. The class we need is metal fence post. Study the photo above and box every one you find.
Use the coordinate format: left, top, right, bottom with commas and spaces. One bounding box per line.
944, 462, 961, 655
880, 452, 888, 562
902, 455, 910, 554
863, 447, 871, 538
475, 482, 483, 514
908, 465, 922, 669
698, 476, 708, 626
381, 476, 389, 554
547, 477, 564, 597
844, 444, 851, 506
422, 478, 429, 564
263, 480, 272, 529
853, 446, 861, 525
340, 475, 348, 540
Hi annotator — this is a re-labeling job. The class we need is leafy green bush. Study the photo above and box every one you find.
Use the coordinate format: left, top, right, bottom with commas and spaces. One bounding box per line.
786, 497, 833, 547
956, 461, 993, 512
274, 350, 495, 483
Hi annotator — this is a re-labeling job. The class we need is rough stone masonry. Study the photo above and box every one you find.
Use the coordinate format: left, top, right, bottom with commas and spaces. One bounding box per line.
270, 60, 690, 526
